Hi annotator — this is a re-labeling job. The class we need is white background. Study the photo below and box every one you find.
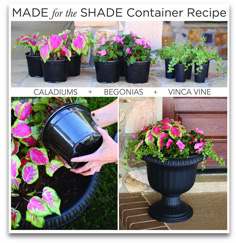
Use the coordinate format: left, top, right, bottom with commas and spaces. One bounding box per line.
1, 0, 235, 242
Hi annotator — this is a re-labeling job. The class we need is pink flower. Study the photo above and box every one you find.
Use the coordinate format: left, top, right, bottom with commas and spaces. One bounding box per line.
161, 124, 171, 130
135, 39, 142, 45
176, 140, 185, 152
194, 142, 205, 153
195, 128, 204, 135
166, 139, 173, 149
126, 47, 132, 54
193, 138, 198, 143
146, 40, 151, 48
132, 134, 137, 139
141, 38, 146, 45
130, 31, 137, 38
99, 38, 106, 46
170, 126, 180, 137
98, 49, 107, 57
158, 132, 168, 148
115, 35, 124, 45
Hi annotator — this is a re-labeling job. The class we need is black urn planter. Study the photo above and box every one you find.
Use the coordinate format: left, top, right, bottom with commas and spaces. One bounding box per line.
41, 59, 68, 83
175, 64, 186, 83
25, 52, 43, 77
125, 60, 151, 83
68, 55, 82, 77
194, 63, 208, 83
42, 104, 103, 169
142, 155, 204, 223
165, 59, 175, 79
95, 60, 120, 83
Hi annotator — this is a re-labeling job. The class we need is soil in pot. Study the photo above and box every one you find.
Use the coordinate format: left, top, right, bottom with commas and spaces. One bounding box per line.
41, 59, 68, 83
25, 52, 43, 77
95, 60, 120, 83
194, 63, 208, 83
11, 166, 99, 229
175, 64, 186, 82
126, 60, 151, 83
165, 59, 175, 79
143, 155, 204, 223
68, 55, 81, 77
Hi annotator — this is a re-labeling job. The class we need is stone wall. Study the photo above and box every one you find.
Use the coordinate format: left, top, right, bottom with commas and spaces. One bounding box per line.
162, 21, 228, 59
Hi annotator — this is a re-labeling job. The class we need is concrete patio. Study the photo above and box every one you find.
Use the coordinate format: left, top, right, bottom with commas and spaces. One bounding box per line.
11, 59, 227, 88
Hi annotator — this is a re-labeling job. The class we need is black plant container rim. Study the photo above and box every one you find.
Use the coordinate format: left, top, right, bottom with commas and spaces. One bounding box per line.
142, 154, 205, 167
20, 171, 100, 229
25, 52, 41, 58
94, 59, 120, 64
125, 59, 151, 65
41, 58, 68, 64
41, 103, 91, 150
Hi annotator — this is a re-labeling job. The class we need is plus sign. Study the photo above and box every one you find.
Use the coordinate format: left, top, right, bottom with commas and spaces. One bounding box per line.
154, 90, 157, 94
88, 90, 92, 94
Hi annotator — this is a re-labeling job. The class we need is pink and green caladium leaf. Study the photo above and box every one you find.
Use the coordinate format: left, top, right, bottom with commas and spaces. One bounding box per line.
32, 32, 40, 40
40, 44, 51, 63
18, 101, 32, 121
11, 139, 20, 155
61, 45, 71, 61
145, 130, 155, 147
20, 157, 30, 169
12, 100, 22, 117
151, 126, 161, 138
27, 147, 49, 165
11, 208, 21, 229
157, 132, 169, 149
12, 120, 31, 138
11, 178, 21, 191
49, 35, 63, 53
54, 155, 71, 169
46, 159, 64, 177
26, 210, 45, 229
27, 196, 51, 217
71, 35, 84, 55
42, 187, 61, 216
20, 136, 37, 147
169, 125, 182, 139
22, 162, 39, 184
11, 154, 21, 178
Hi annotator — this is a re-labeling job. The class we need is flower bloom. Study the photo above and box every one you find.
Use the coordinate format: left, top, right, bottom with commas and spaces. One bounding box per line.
195, 128, 204, 135
132, 134, 137, 139
194, 142, 205, 153
115, 36, 124, 45
98, 49, 107, 57
130, 31, 137, 38
176, 140, 185, 152
166, 139, 173, 149
99, 38, 106, 46
146, 40, 151, 48
126, 47, 132, 55
135, 39, 143, 45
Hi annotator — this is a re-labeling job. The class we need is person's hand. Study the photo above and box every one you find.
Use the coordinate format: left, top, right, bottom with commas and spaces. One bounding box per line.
70, 127, 117, 176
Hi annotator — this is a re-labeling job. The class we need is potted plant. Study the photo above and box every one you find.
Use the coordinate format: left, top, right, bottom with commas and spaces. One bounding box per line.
94, 39, 121, 83
167, 42, 193, 82
124, 118, 225, 223
11, 97, 103, 229
115, 35, 125, 77
14, 33, 43, 77
156, 41, 177, 79
39, 34, 71, 82
123, 33, 152, 83
59, 30, 96, 77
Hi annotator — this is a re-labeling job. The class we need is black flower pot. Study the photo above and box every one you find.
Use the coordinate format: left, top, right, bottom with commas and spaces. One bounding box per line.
126, 60, 151, 83
206, 60, 210, 78
25, 52, 43, 77
165, 59, 175, 79
142, 155, 204, 223
186, 64, 192, 80
194, 63, 208, 83
175, 64, 186, 83
119, 57, 125, 77
68, 55, 81, 77
42, 104, 103, 169
41, 59, 68, 83
95, 60, 120, 83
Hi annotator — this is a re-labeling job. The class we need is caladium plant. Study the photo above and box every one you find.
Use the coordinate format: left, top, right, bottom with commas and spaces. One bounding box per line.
14, 33, 41, 56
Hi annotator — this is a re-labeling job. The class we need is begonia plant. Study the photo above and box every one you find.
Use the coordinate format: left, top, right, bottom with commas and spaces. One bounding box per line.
124, 118, 225, 169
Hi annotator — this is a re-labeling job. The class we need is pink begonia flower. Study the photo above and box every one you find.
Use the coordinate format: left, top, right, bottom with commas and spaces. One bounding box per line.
135, 39, 143, 45
176, 140, 185, 152
126, 47, 132, 55
194, 142, 205, 153
166, 139, 173, 149
146, 40, 151, 48
161, 124, 171, 130
111, 40, 114, 44
193, 138, 198, 142
195, 128, 204, 135
130, 31, 137, 38
158, 132, 169, 148
115, 36, 124, 45
99, 38, 106, 46
141, 38, 146, 45
132, 134, 137, 139
98, 49, 107, 57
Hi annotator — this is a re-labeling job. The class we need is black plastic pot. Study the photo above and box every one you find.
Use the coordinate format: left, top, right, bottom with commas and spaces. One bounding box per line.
142, 155, 204, 223
68, 55, 81, 77
119, 57, 125, 77
126, 60, 151, 83
95, 60, 120, 83
206, 60, 210, 78
186, 64, 192, 80
25, 52, 43, 77
175, 64, 186, 83
42, 104, 103, 169
194, 63, 208, 83
41, 59, 68, 83
165, 59, 175, 79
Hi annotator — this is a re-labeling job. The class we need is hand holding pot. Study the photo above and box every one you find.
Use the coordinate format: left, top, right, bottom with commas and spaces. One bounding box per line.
70, 127, 117, 176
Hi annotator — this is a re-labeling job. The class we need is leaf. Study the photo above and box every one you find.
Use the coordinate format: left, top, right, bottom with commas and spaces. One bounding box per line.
11, 208, 21, 229
21, 136, 37, 147
12, 100, 22, 117
27, 196, 51, 217
20, 157, 30, 168
18, 102, 32, 121
54, 155, 71, 169
11, 178, 21, 191
12, 120, 31, 138
49, 35, 63, 52
42, 187, 61, 216
61, 45, 71, 61
22, 162, 39, 184
26, 210, 45, 228
27, 147, 49, 165
11, 155, 21, 178
40, 44, 50, 63
72, 35, 84, 55
46, 159, 64, 177
11, 139, 20, 155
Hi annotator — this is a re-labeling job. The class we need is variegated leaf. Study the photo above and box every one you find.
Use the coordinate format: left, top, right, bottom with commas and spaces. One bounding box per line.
26, 210, 45, 229
22, 162, 39, 184
46, 159, 64, 177
11, 154, 21, 178
11, 208, 21, 229
27, 147, 49, 165
27, 196, 51, 217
